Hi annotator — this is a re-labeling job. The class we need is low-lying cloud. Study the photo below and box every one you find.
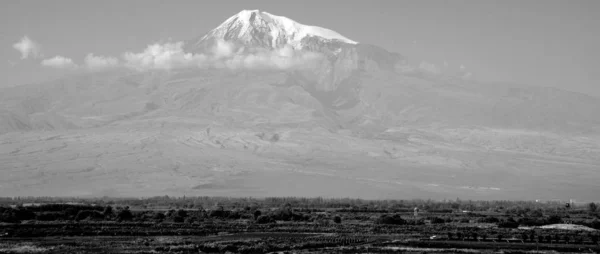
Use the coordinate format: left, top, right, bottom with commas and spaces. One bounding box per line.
41, 56, 78, 69
13, 36, 41, 59
418, 61, 441, 75
30, 39, 323, 72
122, 41, 208, 70
84, 53, 119, 70
122, 40, 323, 71
222, 44, 323, 70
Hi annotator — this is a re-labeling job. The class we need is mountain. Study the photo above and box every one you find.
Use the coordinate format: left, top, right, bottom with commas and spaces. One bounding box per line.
187, 10, 404, 91
189, 10, 357, 50
0, 10, 599, 200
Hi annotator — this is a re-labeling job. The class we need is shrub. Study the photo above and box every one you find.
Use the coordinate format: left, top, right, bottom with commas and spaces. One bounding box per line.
428, 216, 445, 224
188, 209, 207, 219
270, 207, 293, 221
518, 217, 546, 226
478, 216, 500, 223
253, 210, 262, 220
103, 206, 113, 218
256, 215, 274, 224
35, 212, 63, 221
26, 204, 103, 213
498, 217, 519, 228
333, 215, 342, 224
528, 209, 544, 218
185, 217, 198, 224
153, 212, 166, 221
209, 208, 229, 218
375, 214, 406, 225
589, 219, 600, 229
173, 216, 184, 223
239, 213, 253, 220
589, 203, 597, 213
75, 210, 104, 221
547, 215, 563, 224
407, 218, 426, 225
116, 207, 133, 221
227, 210, 244, 220
0, 208, 36, 223
176, 209, 187, 218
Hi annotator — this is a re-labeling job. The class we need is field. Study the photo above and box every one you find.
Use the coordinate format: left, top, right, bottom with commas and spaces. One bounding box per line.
0, 197, 599, 253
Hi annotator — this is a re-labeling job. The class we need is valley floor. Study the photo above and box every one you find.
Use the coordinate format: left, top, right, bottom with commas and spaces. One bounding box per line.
1, 222, 599, 253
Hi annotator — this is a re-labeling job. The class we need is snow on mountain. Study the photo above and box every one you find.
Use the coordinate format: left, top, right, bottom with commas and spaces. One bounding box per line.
194, 10, 357, 49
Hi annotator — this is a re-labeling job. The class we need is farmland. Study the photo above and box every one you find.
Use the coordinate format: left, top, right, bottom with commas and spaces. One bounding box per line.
0, 197, 599, 253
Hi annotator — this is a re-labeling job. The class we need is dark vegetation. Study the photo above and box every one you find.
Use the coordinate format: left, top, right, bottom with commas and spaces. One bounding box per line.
0, 196, 599, 253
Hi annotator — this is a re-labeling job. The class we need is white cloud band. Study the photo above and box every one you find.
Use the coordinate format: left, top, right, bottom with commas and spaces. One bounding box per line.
84, 53, 119, 70
41, 56, 78, 69
13, 36, 41, 59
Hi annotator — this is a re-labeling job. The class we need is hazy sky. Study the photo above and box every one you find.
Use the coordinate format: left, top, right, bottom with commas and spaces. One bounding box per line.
1, 0, 599, 95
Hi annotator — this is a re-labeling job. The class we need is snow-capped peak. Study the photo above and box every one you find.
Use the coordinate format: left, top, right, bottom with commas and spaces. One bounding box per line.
201, 10, 358, 49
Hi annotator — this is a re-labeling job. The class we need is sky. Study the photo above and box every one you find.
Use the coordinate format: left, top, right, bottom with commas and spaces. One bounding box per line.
1, 0, 599, 95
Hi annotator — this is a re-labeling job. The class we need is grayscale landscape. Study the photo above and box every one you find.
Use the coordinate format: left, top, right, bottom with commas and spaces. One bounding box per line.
2, 2, 600, 253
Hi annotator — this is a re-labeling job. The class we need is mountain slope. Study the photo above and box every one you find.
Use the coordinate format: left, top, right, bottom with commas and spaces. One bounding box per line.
0, 10, 599, 199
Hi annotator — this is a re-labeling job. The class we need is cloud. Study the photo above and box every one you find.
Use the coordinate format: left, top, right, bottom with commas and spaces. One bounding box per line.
460, 68, 473, 79
84, 53, 119, 70
457, 64, 472, 79
26, 37, 323, 73
123, 41, 208, 70
122, 40, 323, 71
41, 56, 78, 69
13, 36, 41, 59
221, 45, 322, 70
418, 61, 441, 75
213, 40, 236, 59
